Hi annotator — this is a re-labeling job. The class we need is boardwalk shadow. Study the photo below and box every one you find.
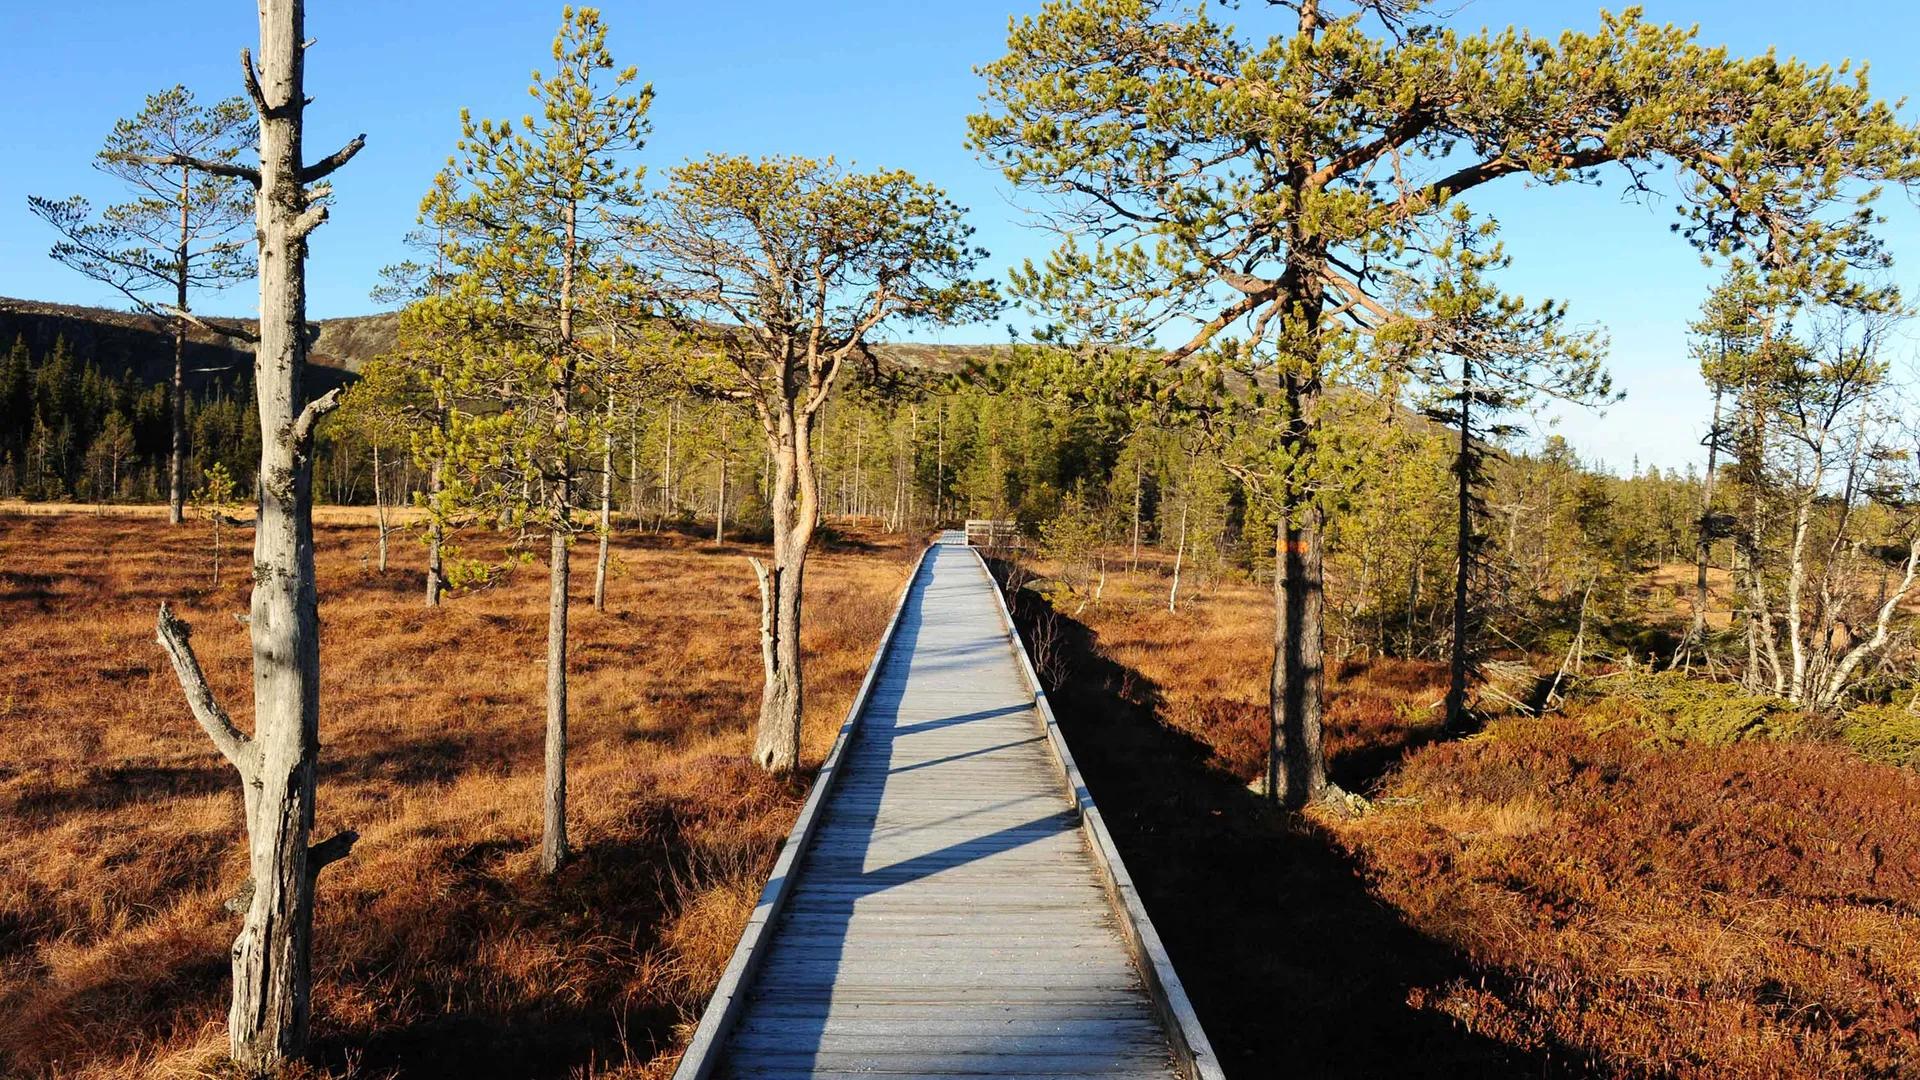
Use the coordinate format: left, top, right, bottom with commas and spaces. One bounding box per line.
995, 576, 1598, 1079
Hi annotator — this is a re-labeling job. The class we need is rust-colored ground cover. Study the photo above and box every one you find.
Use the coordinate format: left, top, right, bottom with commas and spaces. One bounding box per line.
1027, 563, 1920, 1079
0, 511, 915, 1079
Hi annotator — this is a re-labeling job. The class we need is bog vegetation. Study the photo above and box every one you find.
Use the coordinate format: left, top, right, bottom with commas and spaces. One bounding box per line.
5, 0, 1920, 1077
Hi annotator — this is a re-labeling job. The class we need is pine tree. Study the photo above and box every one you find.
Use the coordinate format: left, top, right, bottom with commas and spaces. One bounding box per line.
428, 5, 651, 871
970, 0, 1920, 808
647, 154, 997, 771
29, 85, 256, 524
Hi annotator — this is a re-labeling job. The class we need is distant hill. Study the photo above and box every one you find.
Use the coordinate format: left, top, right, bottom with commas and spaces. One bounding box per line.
0, 297, 1005, 395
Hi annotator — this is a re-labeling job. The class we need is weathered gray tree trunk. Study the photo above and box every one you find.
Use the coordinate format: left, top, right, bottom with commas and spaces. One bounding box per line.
658, 399, 675, 530
1130, 457, 1143, 573
715, 449, 728, 544
155, 4, 364, 1071
751, 407, 815, 772
170, 164, 190, 526
594, 394, 614, 611
372, 442, 389, 572
426, 457, 445, 606
1167, 494, 1188, 612
1676, 384, 1724, 668
540, 197, 580, 876
544, 524, 570, 872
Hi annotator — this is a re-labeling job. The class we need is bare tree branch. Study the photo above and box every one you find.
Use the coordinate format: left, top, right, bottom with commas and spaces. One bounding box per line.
155, 603, 257, 780
300, 134, 366, 183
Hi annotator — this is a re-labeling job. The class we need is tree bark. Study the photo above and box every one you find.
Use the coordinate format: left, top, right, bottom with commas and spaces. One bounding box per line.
1677, 384, 1724, 668
426, 457, 444, 607
753, 406, 813, 772
540, 195, 579, 876
1168, 489, 1188, 612
1269, 361, 1330, 809
715, 447, 728, 544
593, 395, 614, 611
1130, 456, 1143, 573
170, 163, 190, 527
659, 399, 675, 530
1444, 361, 1473, 734
372, 442, 388, 572
158, 5, 363, 1070
543, 525, 570, 873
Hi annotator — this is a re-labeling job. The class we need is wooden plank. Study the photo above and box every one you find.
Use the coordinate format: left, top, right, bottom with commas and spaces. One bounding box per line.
669, 543, 936, 1080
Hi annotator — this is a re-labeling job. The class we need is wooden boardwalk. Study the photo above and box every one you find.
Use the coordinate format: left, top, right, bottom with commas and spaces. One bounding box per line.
677, 535, 1220, 1079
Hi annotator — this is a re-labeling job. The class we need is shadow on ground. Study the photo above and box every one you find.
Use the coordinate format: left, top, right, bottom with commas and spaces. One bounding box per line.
995, 575, 1594, 1079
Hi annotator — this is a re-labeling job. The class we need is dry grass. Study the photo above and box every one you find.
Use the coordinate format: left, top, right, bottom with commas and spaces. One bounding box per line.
1036, 555, 1920, 1078
0, 511, 916, 1079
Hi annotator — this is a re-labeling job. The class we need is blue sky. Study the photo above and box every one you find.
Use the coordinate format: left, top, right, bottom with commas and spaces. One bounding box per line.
3, 1, 1917, 473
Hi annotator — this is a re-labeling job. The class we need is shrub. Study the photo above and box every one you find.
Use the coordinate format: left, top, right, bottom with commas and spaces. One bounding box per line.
1574, 669, 1805, 747
1840, 703, 1920, 769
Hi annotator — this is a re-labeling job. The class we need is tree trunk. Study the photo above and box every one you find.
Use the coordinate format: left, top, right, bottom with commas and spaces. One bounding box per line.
593, 397, 614, 611
543, 524, 570, 873
426, 457, 444, 606
1168, 491, 1188, 612
715, 450, 728, 544
753, 407, 813, 773
1130, 457, 1143, 573
1444, 364, 1472, 734
372, 442, 388, 573
540, 194, 579, 876
659, 399, 676, 530
1269, 368, 1330, 809
169, 164, 190, 527
155, 6, 362, 1070
1677, 384, 1724, 667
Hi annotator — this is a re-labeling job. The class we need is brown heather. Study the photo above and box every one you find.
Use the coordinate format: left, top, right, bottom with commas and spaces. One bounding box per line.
1040, 559, 1920, 1079
0, 511, 915, 1079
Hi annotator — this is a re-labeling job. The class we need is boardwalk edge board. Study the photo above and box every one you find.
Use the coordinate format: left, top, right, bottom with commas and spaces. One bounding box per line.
673, 540, 937, 1080
967, 545, 1229, 1080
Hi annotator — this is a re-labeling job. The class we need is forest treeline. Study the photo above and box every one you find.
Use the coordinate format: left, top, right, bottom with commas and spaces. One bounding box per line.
1, 312, 1709, 664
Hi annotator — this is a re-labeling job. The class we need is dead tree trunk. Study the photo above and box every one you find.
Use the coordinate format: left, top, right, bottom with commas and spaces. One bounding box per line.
156, 5, 364, 1070
1167, 492, 1188, 612
543, 523, 570, 872
540, 197, 580, 876
1676, 384, 1724, 668
715, 448, 728, 544
372, 442, 389, 572
751, 407, 814, 772
425, 456, 445, 606
593, 393, 614, 611
1130, 457, 1143, 573
170, 165, 190, 526
658, 399, 676, 531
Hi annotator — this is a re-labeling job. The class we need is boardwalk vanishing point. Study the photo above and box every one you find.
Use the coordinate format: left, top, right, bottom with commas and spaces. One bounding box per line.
675, 533, 1223, 1079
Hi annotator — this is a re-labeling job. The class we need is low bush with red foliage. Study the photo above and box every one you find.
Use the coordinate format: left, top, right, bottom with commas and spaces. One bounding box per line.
0, 510, 915, 1079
